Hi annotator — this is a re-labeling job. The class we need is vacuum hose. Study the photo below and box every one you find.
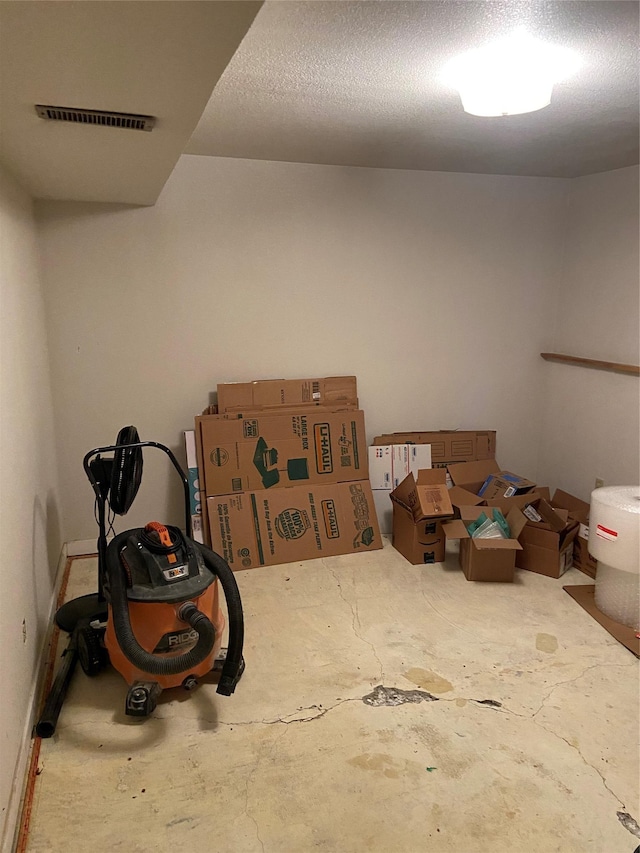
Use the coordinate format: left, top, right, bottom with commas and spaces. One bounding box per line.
108, 531, 216, 676
197, 544, 245, 695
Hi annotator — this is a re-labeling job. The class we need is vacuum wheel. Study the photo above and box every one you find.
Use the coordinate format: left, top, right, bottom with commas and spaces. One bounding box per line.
77, 623, 106, 677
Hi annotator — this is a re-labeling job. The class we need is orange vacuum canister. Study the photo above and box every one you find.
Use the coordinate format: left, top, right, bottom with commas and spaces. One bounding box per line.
103, 522, 244, 716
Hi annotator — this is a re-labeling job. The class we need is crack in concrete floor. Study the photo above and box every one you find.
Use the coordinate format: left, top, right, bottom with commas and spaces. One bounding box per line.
328, 564, 385, 684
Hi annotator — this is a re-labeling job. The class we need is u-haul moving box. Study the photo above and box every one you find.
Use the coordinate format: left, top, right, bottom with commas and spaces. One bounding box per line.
207, 480, 382, 569
197, 410, 367, 496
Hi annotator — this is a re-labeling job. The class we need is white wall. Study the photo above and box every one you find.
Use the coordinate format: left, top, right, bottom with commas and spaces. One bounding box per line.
538, 166, 640, 500
0, 165, 62, 849
37, 155, 569, 540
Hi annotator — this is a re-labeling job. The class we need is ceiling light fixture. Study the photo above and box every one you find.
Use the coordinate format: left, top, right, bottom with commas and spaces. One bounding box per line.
443, 29, 581, 117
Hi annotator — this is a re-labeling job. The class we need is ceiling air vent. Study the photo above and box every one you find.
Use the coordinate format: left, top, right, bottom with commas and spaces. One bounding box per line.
35, 105, 155, 132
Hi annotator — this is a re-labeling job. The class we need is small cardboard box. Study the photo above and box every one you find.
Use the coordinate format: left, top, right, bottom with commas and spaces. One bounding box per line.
390, 470, 453, 564
443, 506, 527, 582
206, 480, 382, 569
551, 489, 598, 578
448, 460, 538, 515
516, 498, 579, 578
478, 471, 537, 500
392, 505, 446, 564
217, 376, 358, 413
197, 409, 367, 496
373, 430, 495, 466
390, 469, 454, 523
448, 459, 501, 506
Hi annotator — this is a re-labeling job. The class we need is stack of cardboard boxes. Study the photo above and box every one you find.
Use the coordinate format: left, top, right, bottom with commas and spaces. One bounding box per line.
370, 430, 497, 535
192, 376, 382, 570
383, 440, 594, 583
368, 443, 433, 534
186, 379, 597, 581
389, 469, 453, 566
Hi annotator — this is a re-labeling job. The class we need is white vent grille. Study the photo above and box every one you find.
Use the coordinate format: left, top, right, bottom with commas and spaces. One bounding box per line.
35, 105, 155, 132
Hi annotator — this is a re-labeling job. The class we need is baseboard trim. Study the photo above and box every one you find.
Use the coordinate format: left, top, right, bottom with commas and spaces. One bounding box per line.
66, 538, 98, 557
3, 544, 69, 853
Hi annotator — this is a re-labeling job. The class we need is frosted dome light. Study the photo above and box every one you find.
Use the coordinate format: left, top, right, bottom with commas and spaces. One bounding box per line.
443, 29, 581, 117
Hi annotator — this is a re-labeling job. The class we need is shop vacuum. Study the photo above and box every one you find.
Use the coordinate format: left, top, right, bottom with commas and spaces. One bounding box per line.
37, 427, 244, 736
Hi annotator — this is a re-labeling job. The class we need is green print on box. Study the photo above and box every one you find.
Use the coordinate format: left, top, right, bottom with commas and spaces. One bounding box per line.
275, 508, 311, 540
253, 437, 310, 489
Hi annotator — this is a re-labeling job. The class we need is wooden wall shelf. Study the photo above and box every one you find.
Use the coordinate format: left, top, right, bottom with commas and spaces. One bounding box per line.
540, 352, 640, 376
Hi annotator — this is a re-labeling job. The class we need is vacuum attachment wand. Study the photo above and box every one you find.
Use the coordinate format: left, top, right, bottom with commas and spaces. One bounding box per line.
35, 626, 81, 738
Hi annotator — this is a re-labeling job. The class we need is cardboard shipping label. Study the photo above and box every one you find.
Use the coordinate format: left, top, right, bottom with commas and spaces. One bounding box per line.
207, 480, 382, 569
199, 410, 367, 496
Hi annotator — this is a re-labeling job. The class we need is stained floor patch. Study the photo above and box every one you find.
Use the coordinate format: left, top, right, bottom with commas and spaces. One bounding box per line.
404, 667, 453, 694
536, 633, 558, 653
362, 685, 438, 706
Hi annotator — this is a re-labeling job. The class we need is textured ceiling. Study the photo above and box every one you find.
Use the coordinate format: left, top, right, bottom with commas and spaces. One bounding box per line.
186, 0, 640, 178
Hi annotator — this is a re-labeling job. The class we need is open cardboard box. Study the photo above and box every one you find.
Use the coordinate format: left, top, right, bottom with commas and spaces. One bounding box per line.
443, 505, 527, 582
478, 471, 536, 500
516, 498, 579, 579
390, 469, 453, 564
391, 505, 446, 564
552, 489, 598, 578
447, 459, 542, 516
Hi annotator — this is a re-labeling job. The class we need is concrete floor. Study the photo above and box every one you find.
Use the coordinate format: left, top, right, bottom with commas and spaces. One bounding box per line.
23, 538, 640, 853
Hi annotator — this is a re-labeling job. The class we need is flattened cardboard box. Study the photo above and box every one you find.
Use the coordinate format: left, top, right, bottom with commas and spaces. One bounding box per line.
368, 444, 432, 490
217, 376, 358, 413
372, 489, 393, 535
207, 480, 382, 569
184, 430, 204, 544
443, 506, 527, 582
193, 419, 212, 546
197, 410, 367, 496
368, 445, 394, 490
564, 585, 639, 657
373, 430, 496, 466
